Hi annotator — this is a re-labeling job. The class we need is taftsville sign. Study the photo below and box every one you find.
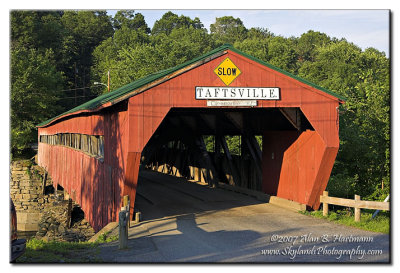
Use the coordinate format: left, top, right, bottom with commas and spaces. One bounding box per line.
195, 87, 280, 100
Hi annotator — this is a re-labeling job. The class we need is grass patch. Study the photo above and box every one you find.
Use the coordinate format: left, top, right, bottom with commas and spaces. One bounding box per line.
95, 231, 118, 243
301, 209, 390, 234
16, 238, 102, 263
17, 230, 119, 263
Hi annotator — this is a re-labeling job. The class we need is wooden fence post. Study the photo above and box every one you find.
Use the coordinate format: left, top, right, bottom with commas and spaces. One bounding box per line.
319, 192, 389, 220
354, 195, 361, 222
322, 191, 329, 217
135, 211, 141, 223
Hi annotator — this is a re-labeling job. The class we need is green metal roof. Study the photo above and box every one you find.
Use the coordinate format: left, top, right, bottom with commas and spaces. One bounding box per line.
37, 44, 345, 127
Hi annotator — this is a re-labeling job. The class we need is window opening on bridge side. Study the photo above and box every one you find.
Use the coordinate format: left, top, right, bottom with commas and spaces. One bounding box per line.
39, 133, 104, 161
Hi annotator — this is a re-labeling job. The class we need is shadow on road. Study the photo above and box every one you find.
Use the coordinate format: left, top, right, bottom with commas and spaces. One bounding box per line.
96, 170, 390, 263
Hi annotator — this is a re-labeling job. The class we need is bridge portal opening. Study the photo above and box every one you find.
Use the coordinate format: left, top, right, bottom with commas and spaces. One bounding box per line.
140, 107, 313, 195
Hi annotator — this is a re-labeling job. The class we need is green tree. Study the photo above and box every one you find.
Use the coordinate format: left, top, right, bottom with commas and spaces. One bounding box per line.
10, 10, 115, 154
295, 30, 332, 63
11, 11, 63, 50
266, 36, 298, 73
235, 35, 297, 73
234, 37, 269, 61
246, 27, 273, 40
60, 10, 114, 107
151, 11, 204, 36
92, 14, 212, 92
91, 28, 150, 91
11, 47, 64, 154
11, 10, 42, 48
298, 41, 389, 200
210, 16, 248, 45
112, 10, 150, 33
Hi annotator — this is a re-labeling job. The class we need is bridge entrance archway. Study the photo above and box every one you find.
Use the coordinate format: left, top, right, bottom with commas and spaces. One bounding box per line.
139, 107, 314, 195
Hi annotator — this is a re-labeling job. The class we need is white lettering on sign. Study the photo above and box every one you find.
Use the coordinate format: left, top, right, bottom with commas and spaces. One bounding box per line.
196, 87, 280, 100
207, 100, 257, 107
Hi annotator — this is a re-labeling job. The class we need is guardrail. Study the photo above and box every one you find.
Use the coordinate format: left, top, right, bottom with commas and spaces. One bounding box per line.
320, 191, 390, 222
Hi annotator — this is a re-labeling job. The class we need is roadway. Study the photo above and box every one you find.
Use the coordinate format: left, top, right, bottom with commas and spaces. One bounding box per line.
98, 170, 390, 263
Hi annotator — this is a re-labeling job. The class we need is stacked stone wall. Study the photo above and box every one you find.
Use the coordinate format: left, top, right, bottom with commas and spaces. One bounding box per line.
10, 159, 96, 241
10, 160, 52, 231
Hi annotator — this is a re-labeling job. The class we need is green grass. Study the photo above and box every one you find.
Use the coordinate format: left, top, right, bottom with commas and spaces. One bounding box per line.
95, 231, 119, 243
16, 238, 102, 263
301, 209, 390, 234
17, 230, 119, 263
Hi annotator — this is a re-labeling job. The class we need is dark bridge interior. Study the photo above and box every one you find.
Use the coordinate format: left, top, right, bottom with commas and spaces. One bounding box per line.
141, 107, 314, 192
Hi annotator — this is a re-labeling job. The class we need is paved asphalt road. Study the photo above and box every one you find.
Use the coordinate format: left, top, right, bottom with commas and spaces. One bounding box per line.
98, 170, 390, 263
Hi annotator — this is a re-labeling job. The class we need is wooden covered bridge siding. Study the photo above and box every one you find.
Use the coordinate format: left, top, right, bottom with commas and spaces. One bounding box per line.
38, 47, 341, 231
38, 109, 129, 232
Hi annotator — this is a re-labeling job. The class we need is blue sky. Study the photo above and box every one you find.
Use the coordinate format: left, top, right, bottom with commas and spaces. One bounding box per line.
107, 9, 389, 56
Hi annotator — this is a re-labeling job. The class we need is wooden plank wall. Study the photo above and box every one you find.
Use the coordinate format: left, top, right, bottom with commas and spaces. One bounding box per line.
38, 110, 128, 232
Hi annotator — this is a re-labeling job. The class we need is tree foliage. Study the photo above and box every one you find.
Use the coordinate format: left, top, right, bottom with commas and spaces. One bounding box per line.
151, 11, 204, 36
10, 10, 390, 200
210, 16, 247, 45
11, 47, 64, 153
112, 10, 150, 33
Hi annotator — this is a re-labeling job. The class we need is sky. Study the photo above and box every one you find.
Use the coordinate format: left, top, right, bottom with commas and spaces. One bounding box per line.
107, 9, 390, 56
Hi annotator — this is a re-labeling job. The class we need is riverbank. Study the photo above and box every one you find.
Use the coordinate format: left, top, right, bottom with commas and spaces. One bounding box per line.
11, 159, 97, 243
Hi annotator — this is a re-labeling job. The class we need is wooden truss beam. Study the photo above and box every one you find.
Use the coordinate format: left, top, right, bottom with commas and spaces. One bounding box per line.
279, 107, 302, 131
219, 135, 241, 186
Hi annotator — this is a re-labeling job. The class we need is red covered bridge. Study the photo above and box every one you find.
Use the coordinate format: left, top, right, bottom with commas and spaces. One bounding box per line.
37, 44, 345, 232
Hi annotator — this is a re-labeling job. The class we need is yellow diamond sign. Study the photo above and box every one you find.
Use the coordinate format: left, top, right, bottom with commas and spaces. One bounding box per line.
214, 57, 241, 86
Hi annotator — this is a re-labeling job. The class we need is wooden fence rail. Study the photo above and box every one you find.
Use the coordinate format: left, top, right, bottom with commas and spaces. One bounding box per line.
320, 191, 390, 222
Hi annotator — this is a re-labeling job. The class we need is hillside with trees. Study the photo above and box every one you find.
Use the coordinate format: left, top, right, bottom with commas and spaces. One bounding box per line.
10, 10, 390, 201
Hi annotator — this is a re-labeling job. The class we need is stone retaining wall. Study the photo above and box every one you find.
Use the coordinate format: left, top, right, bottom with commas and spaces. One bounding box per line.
10, 160, 52, 231
10, 159, 96, 241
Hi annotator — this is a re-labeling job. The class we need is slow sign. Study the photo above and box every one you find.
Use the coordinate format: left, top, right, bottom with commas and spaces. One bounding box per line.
214, 57, 241, 85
